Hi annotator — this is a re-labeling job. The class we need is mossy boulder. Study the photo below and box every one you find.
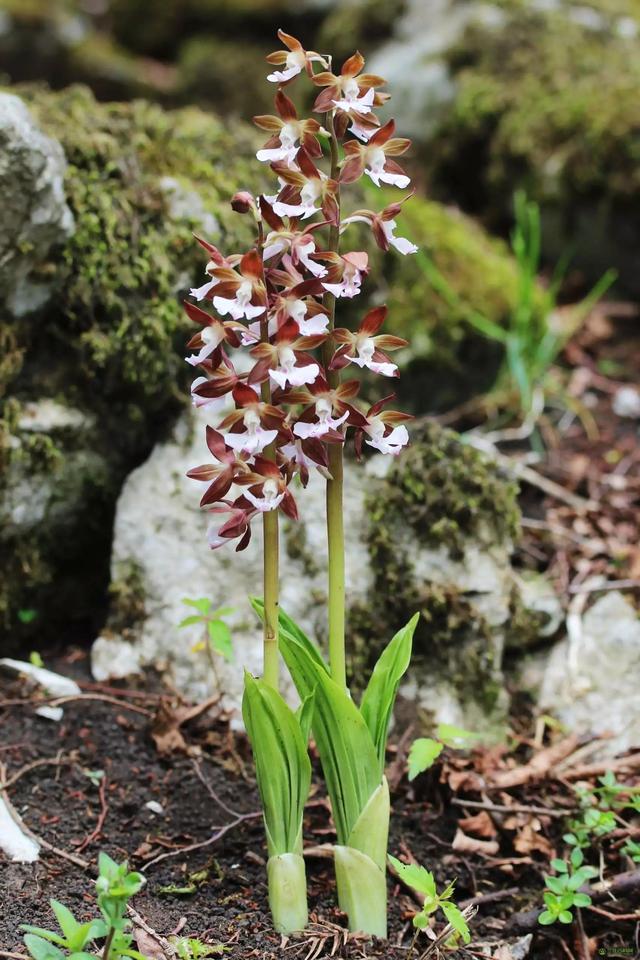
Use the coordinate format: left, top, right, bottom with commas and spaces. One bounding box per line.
348, 421, 541, 732
0, 83, 262, 650
426, 0, 640, 292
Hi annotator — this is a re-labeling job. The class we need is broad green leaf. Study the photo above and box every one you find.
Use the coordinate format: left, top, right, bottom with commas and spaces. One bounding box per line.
182, 598, 211, 614
572, 893, 592, 907
359, 613, 418, 777
558, 911, 573, 924
24, 935, 66, 960
435, 723, 482, 747
250, 598, 329, 674
296, 691, 315, 746
20, 928, 66, 947
407, 738, 443, 781
550, 859, 567, 873
545, 876, 567, 895
388, 855, 436, 898
334, 845, 387, 938
178, 615, 203, 628
50, 901, 81, 946
274, 613, 379, 843
413, 911, 429, 930
207, 620, 233, 662
209, 606, 235, 619
538, 910, 556, 925
347, 778, 389, 871
242, 672, 311, 857
570, 848, 583, 868
441, 901, 471, 943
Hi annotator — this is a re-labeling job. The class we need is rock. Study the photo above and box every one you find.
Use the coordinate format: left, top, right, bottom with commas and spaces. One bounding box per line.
538, 592, 640, 756
93, 414, 544, 733
0, 93, 74, 317
613, 385, 640, 419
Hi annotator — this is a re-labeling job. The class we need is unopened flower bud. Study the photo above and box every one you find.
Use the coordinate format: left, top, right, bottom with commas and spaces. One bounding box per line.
231, 191, 255, 214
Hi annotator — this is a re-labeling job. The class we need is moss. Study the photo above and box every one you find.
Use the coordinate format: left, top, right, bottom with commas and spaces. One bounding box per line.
360, 189, 537, 411
108, 559, 147, 634
176, 36, 273, 117
428, 0, 640, 287
0, 84, 263, 648
347, 422, 519, 707
317, 0, 406, 63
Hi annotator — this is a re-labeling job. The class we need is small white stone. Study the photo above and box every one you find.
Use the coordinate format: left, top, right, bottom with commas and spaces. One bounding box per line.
145, 801, 164, 815
0, 658, 80, 697
613, 386, 640, 419
0, 796, 39, 862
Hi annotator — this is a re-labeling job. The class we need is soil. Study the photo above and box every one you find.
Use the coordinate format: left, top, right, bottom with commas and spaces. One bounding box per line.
1, 657, 639, 960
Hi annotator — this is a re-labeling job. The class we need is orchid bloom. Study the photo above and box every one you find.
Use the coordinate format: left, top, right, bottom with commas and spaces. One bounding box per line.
190, 359, 238, 409
342, 197, 418, 255
331, 306, 407, 377
319, 251, 369, 299
212, 250, 267, 322
266, 29, 328, 85
254, 91, 326, 167
184, 300, 246, 367
236, 457, 298, 519
260, 198, 328, 278
188, 235, 231, 301
247, 320, 324, 390
271, 147, 339, 224
355, 396, 413, 457
341, 120, 411, 189
218, 383, 285, 457
312, 51, 388, 142
206, 500, 255, 551
186, 427, 248, 507
285, 377, 365, 440
271, 280, 330, 335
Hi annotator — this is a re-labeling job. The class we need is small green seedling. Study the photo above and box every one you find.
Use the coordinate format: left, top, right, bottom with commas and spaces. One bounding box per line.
169, 937, 229, 959
538, 848, 598, 926
407, 723, 482, 781
179, 598, 235, 667
22, 853, 146, 960
389, 855, 470, 954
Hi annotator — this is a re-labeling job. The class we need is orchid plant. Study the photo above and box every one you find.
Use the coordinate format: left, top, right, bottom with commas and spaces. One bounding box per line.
184, 30, 419, 937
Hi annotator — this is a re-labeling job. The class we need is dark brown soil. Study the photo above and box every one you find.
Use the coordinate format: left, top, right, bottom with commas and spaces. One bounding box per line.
1, 658, 639, 960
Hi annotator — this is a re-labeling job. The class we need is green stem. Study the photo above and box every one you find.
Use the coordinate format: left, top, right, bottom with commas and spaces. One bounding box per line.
322, 110, 346, 690
257, 225, 280, 690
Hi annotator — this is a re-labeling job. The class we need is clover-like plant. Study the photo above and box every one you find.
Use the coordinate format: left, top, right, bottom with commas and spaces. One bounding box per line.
22, 854, 145, 960
538, 848, 598, 926
183, 28, 419, 937
388, 855, 470, 954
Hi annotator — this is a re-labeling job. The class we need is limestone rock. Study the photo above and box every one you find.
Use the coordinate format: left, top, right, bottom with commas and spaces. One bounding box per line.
0, 92, 74, 317
538, 592, 640, 756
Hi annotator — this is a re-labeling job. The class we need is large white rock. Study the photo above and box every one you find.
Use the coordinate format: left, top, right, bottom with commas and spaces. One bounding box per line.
92, 411, 373, 710
0, 93, 74, 317
538, 592, 640, 756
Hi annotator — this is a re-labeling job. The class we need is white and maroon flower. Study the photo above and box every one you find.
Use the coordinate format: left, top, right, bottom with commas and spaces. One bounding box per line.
186, 427, 249, 507
247, 319, 324, 390
206, 500, 255, 552
211, 249, 267, 322
236, 458, 298, 519
293, 397, 348, 439
331, 306, 407, 378
190, 359, 238, 409
283, 376, 366, 441
312, 51, 388, 141
266, 29, 328, 85
217, 383, 286, 456
270, 148, 339, 224
189, 235, 232, 301
342, 195, 417, 255
319, 251, 369, 299
341, 120, 411, 189
260, 198, 329, 277
183, 300, 246, 368
254, 91, 326, 167
355, 395, 413, 457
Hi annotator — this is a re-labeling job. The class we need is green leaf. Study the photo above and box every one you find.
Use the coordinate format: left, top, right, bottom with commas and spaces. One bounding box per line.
359, 614, 418, 777
207, 620, 234, 662
413, 911, 429, 930
570, 847, 583, 868
269, 607, 380, 844
538, 910, 556, 926
209, 606, 235, 619
435, 723, 482, 747
178, 615, 203, 628
20, 928, 66, 948
182, 598, 211, 614
441, 901, 471, 944
242, 672, 311, 856
572, 893, 592, 908
558, 911, 573, 924
50, 902, 82, 949
545, 876, 567, 896
550, 859, 567, 873
407, 738, 443, 781
296, 691, 315, 746
250, 598, 329, 675
24, 936, 66, 960
388, 855, 436, 898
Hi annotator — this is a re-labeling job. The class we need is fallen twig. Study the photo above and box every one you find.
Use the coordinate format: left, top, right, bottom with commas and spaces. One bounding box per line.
141, 810, 262, 871
459, 886, 519, 910
0, 755, 74, 791
76, 774, 109, 853
487, 735, 579, 789
451, 797, 573, 819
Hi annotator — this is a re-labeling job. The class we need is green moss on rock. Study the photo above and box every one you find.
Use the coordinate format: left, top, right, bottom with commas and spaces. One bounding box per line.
429, 0, 640, 289
347, 422, 520, 710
